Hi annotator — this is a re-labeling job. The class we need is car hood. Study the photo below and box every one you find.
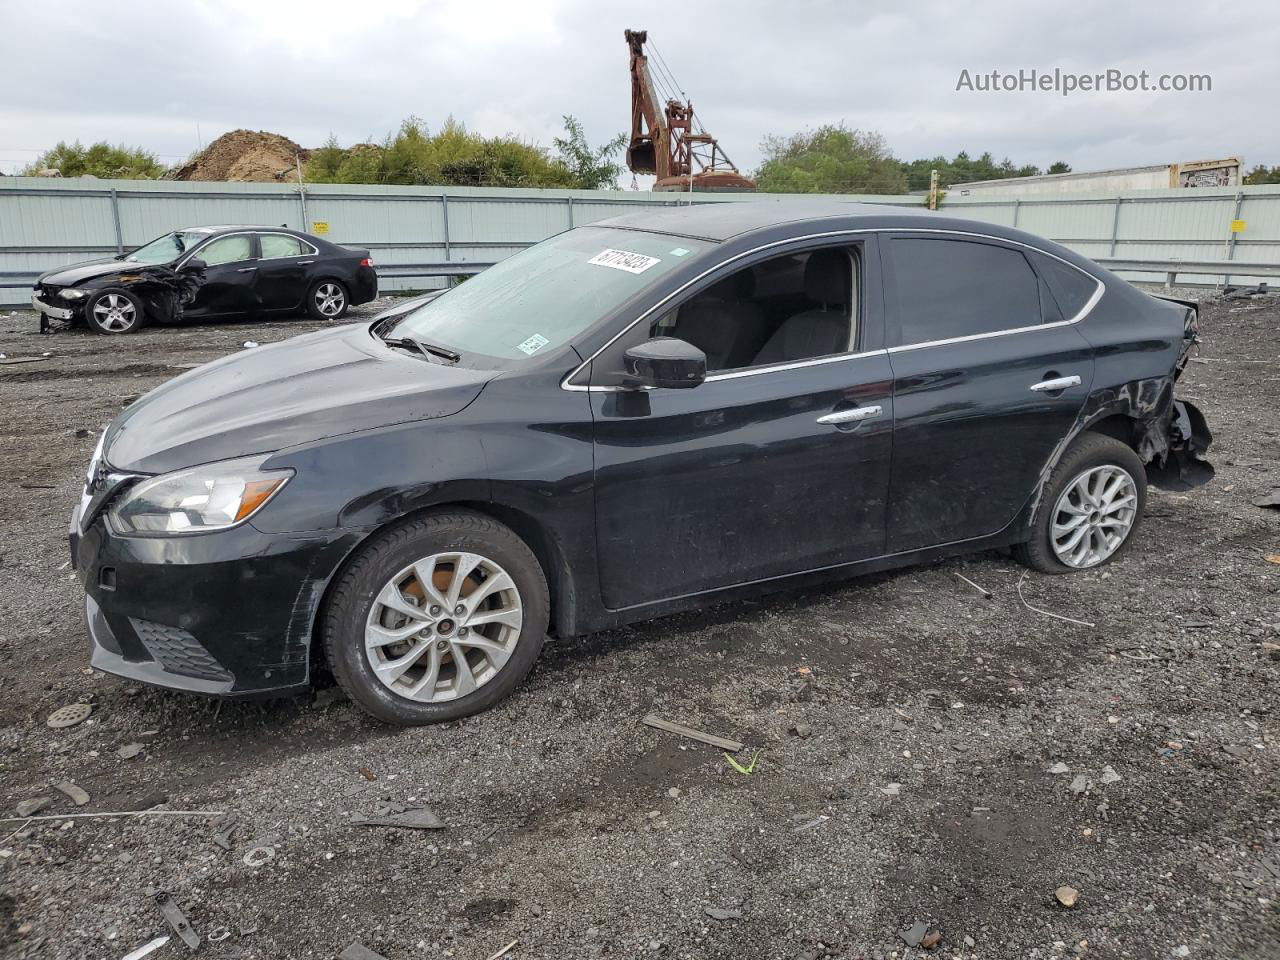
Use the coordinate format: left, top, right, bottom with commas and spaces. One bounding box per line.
38, 258, 147, 286
104, 324, 493, 474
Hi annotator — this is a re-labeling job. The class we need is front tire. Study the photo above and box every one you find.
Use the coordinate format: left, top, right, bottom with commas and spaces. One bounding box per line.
85, 289, 145, 335
1015, 432, 1147, 574
307, 279, 349, 320
321, 511, 549, 726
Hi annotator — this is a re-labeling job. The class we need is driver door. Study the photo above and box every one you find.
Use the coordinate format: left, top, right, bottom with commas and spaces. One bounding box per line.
184, 233, 260, 318
588, 238, 893, 610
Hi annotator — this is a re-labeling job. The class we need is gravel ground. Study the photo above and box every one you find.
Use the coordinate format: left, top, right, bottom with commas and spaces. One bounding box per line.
0, 295, 1277, 960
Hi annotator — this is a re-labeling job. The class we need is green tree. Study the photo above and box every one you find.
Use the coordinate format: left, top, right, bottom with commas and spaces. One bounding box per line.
1244, 164, 1280, 185
23, 141, 168, 179
1047, 161, 1072, 174
899, 151, 1043, 191
553, 116, 626, 190
754, 125, 907, 194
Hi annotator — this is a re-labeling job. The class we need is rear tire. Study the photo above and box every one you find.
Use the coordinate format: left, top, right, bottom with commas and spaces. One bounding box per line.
321, 511, 549, 726
307, 279, 349, 321
85, 289, 146, 335
1015, 432, 1147, 574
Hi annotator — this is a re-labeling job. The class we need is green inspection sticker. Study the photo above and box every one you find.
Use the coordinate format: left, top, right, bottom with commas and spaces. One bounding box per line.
669, 247, 691, 257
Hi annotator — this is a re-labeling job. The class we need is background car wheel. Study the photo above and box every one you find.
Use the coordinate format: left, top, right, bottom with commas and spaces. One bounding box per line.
321, 510, 549, 726
1015, 431, 1147, 574
85, 289, 146, 335
307, 279, 349, 320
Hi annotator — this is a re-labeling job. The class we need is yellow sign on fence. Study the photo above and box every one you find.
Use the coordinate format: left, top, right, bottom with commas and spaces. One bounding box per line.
1230, 219, 1246, 233
311, 221, 330, 235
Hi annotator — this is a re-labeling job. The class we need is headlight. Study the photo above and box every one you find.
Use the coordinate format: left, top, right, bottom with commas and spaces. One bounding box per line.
109, 455, 293, 535
58, 288, 88, 300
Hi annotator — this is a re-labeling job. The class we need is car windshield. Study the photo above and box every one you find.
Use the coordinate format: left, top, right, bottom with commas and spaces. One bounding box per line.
390, 227, 711, 364
124, 230, 212, 264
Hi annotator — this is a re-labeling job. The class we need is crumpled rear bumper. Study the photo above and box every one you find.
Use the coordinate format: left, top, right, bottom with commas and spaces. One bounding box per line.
1146, 399, 1214, 491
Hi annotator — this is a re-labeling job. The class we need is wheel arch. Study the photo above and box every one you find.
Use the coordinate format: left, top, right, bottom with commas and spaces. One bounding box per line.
308, 499, 577, 676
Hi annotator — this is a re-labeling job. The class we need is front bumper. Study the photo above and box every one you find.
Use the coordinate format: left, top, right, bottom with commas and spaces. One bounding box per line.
71, 502, 363, 697
32, 292, 75, 320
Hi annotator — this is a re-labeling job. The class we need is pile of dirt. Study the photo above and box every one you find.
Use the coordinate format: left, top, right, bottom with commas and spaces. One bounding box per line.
170, 129, 309, 182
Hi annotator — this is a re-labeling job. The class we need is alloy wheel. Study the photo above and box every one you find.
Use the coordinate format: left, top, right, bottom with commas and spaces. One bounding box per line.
364, 551, 524, 703
1050, 464, 1138, 568
315, 283, 345, 317
92, 293, 137, 332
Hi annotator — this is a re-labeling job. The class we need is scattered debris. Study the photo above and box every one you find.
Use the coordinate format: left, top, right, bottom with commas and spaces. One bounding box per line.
150, 889, 200, 950
14, 797, 52, 818
53, 781, 90, 806
880, 783, 902, 797
0, 355, 51, 366
46, 702, 93, 729
1047, 762, 1071, 775
117, 743, 145, 760
703, 906, 742, 921
724, 750, 760, 775
791, 814, 830, 832
1069, 774, 1091, 796
954, 572, 993, 598
1017, 571, 1096, 628
0, 808, 223, 825
1265, 555, 1280, 565
120, 935, 170, 960
1055, 885, 1080, 908
922, 930, 943, 949
1253, 492, 1280, 510
242, 846, 276, 867
484, 940, 519, 960
242, 341, 259, 349
207, 926, 230, 943
900, 920, 929, 948
357, 767, 376, 781
641, 713, 744, 752
1100, 765, 1122, 784
211, 820, 239, 851
350, 806, 445, 830
789, 721, 813, 738
339, 942, 389, 960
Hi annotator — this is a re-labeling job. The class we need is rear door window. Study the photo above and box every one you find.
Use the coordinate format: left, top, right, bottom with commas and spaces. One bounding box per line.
888, 237, 1042, 346
259, 234, 309, 259
1028, 251, 1100, 320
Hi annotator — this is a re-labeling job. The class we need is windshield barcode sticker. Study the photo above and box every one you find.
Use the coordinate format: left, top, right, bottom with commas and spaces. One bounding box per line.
588, 249, 661, 274
517, 333, 550, 356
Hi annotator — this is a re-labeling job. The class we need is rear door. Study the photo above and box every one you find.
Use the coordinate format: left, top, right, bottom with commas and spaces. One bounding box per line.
254, 233, 316, 312
184, 233, 259, 318
881, 233, 1098, 553
588, 238, 895, 610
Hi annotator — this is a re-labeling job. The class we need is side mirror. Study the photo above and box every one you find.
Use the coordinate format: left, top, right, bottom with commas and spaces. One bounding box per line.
623, 337, 706, 390
180, 258, 207, 274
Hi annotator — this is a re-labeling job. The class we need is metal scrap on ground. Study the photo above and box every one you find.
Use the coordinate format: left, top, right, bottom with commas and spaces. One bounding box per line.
120, 935, 170, 960
339, 942, 390, 960
150, 889, 200, 950
350, 806, 445, 830
641, 714, 744, 752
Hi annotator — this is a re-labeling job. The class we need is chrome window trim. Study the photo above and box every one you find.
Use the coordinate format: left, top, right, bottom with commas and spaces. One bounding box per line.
560, 227, 1105, 393
257, 232, 319, 260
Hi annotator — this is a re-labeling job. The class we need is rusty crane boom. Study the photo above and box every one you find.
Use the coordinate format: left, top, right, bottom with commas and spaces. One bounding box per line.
624, 29, 756, 192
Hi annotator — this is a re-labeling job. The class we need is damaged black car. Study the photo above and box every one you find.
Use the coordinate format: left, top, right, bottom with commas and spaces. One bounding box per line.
33, 226, 378, 334
70, 202, 1213, 725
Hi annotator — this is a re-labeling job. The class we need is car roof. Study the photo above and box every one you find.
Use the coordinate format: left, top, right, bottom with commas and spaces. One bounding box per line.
594, 200, 944, 242
180, 225, 314, 236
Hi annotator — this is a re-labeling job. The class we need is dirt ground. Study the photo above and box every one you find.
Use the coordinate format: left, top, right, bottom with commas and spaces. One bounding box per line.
0, 293, 1277, 960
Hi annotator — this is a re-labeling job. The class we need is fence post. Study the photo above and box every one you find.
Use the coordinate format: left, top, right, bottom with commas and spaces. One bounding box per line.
441, 195, 452, 261
1108, 199, 1122, 256
109, 189, 124, 254
1223, 190, 1243, 288
567, 196, 575, 229
1011, 198, 1020, 228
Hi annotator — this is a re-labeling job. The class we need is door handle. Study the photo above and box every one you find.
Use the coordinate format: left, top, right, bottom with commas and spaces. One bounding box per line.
237, 266, 258, 273
1029, 375, 1082, 392
817, 404, 883, 425
298, 260, 315, 265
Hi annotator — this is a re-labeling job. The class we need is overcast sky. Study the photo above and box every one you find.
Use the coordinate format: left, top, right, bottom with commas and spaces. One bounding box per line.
0, 0, 1272, 180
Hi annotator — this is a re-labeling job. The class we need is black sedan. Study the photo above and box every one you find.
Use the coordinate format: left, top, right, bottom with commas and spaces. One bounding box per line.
33, 225, 378, 334
70, 202, 1213, 725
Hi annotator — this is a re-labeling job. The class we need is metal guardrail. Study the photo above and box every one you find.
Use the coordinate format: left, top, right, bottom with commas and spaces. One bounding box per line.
1093, 257, 1280, 290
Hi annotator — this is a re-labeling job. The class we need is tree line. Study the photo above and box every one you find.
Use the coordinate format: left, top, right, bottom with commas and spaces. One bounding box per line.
19, 119, 1270, 192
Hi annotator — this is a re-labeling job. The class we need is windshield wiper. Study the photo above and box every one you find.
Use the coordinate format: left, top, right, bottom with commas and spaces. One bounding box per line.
380, 335, 460, 364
